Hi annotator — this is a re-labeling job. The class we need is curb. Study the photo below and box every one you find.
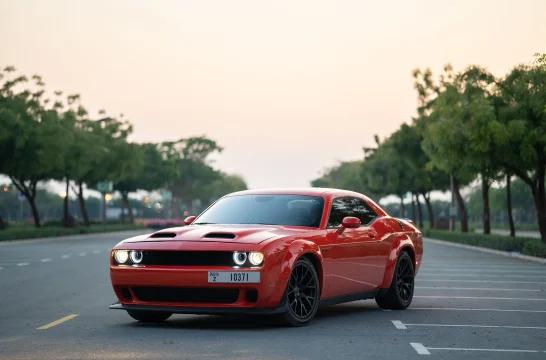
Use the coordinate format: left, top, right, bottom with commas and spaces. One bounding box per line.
424, 237, 546, 265
0, 229, 151, 246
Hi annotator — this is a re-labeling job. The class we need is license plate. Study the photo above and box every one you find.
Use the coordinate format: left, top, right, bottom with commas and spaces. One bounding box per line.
208, 271, 260, 283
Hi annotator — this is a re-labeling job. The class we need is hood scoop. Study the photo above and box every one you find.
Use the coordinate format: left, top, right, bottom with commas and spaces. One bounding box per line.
203, 232, 236, 239
149, 232, 177, 239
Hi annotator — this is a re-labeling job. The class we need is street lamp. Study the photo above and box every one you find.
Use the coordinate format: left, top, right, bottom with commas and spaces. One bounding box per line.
105, 193, 113, 201
59, 191, 67, 198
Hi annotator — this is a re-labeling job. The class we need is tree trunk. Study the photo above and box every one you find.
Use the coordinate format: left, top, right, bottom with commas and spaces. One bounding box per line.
452, 176, 468, 232
120, 195, 126, 223
28, 196, 41, 228
411, 195, 417, 222
63, 178, 69, 226
415, 193, 424, 228
72, 181, 90, 226
400, 196, 406, 218
422, 192, 434, 229
482, 176, 491, 235
506, 173, 515, 237
122, 192, 135, 224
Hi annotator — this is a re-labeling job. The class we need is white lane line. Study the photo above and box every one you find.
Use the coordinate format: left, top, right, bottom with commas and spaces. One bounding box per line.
410, 343, 544, 355
40, 258, 52, 263
420, 269, 546, 274
16, 262, 29, 266
410, 343, 431, 355
416, 286, 541, 292
78, 252, 87, 256
417, 279, 546, 284
92, 250, 101, 254
61, 254, 70, 259
0, 267, 3, 270
398, 322, 546, 330
419, 274, 546, 278
410, 307, 546, 313
415, 295, 546, 301
391, 320, 407, 329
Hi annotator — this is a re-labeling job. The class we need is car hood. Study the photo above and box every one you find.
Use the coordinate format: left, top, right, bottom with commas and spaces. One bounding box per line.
123, 224, 311, 245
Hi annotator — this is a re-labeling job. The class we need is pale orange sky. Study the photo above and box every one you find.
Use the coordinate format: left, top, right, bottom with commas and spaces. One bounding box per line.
2, 0, 545, 189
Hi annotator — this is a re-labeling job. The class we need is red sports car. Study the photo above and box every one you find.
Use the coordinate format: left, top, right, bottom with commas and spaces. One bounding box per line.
109, 188, 423, 326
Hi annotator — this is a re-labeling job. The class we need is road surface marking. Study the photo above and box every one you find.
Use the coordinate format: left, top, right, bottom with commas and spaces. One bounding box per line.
419, 274, 546, 278
416, 286, 541, 292
420, 269, 546, 274
417, 279, 546, 284
395, 321, 546, 330
78, 252, 86, 256
40, 258, 52, 263
391, 320, 407, 329
410, 343, 430, 355
61, 255, 70, 259
410, 307, 546, 313
0, 267, 3, 270
415, 295, 546, 301
92, 250, 101, 254
16, 262, 29, 267
37, 314, 79, 330
382, 309, 391, 312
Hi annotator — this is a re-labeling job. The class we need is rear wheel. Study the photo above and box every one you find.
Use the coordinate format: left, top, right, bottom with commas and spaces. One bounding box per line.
127, 310, 172, 323
280, 257, 320, 326
375, 251, 414, 310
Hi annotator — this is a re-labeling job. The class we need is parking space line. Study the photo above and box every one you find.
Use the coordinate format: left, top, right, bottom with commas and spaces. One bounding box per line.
78, 252, 86, 256
394, 321, 546, 330
410, 307, 546, 313
410, 343, 431, 355
61, 255, 70, 259
419, 274, 546, 278
416, 286, 541, 292
40, 258, 52, 263
415, 295, 546, 301
92, 250, 101, 254
417, 279, 546, 284
391, 320, 407, 329
37, 314, 79, 330
16, 262, 29, 266
420, 269, 546, 274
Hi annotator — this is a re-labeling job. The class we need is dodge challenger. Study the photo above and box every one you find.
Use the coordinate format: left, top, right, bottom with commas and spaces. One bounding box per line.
109, 188, 423, 326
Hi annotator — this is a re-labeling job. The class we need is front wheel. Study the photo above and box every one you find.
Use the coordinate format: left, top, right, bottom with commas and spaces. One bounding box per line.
375, 251, 414, 310
127, 310, 172, 323
280, 257, 320, 326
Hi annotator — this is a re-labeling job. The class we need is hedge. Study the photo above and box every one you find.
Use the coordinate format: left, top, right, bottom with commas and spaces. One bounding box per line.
423, 229, 546, 258
0, 223, 146, 241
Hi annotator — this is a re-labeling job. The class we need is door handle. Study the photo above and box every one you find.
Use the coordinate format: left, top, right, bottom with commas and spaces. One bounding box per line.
367, 233, 375, 239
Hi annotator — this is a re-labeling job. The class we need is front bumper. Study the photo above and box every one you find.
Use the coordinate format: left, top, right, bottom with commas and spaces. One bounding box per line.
109, 301, 286, 315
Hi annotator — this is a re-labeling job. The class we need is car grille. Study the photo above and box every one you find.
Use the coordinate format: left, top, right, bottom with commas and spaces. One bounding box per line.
132, 287, 240, 304
140, 251, 234, 266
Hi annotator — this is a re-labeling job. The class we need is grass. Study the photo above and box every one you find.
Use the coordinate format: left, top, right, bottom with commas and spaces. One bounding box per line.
423, 228, 546, 258
0, 223, 146, 241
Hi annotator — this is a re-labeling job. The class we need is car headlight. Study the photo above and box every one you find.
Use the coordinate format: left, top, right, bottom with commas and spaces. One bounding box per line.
114, 250, 129, 264
130, 250, 143, 264
233, 251, 247, 266
248, 252, 264, 266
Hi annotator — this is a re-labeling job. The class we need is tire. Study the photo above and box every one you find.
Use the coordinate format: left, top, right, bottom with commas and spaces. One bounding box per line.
126, 310, 172, 323
375, 251, 414, 310
280, 257, 320, 327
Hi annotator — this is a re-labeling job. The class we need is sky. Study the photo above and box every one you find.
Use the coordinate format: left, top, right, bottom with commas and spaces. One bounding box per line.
1, 0, 545, 190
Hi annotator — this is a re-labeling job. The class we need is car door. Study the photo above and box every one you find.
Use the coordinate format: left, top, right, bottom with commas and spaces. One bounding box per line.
324, 197, 380, 296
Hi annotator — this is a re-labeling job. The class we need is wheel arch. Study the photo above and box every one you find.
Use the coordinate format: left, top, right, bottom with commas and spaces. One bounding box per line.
379, 235, 416, 290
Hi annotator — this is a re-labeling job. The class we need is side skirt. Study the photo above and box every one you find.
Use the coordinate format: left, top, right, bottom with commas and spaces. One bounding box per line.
319, 289, 381, 307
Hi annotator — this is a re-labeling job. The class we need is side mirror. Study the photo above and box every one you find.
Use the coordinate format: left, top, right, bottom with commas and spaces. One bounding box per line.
336, 216, 361, 234
184, 216, 196, 226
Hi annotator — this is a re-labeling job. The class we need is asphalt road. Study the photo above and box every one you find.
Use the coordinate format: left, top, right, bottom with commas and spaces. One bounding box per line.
1, 231, 545, 360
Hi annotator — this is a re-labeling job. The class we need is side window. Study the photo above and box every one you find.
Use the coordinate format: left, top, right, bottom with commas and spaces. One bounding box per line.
327, 197, 378, 228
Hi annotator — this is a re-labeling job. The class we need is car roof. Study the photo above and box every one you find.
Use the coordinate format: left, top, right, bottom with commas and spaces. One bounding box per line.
226, 187, 368, 199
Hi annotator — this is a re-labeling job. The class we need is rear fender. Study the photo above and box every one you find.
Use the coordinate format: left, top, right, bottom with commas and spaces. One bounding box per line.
379, 235, 415, 290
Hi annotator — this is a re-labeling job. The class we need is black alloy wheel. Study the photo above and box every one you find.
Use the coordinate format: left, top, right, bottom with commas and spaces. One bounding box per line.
281, 257, 320, 326
375, 251, 415, 310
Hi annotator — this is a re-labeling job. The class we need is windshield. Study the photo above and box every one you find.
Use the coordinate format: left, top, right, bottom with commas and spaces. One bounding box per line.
193, 194, 325, 228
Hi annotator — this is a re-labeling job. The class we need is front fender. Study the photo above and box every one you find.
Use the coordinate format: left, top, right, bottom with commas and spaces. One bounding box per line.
379, 235, 415, 289
276, 240, 324, 292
